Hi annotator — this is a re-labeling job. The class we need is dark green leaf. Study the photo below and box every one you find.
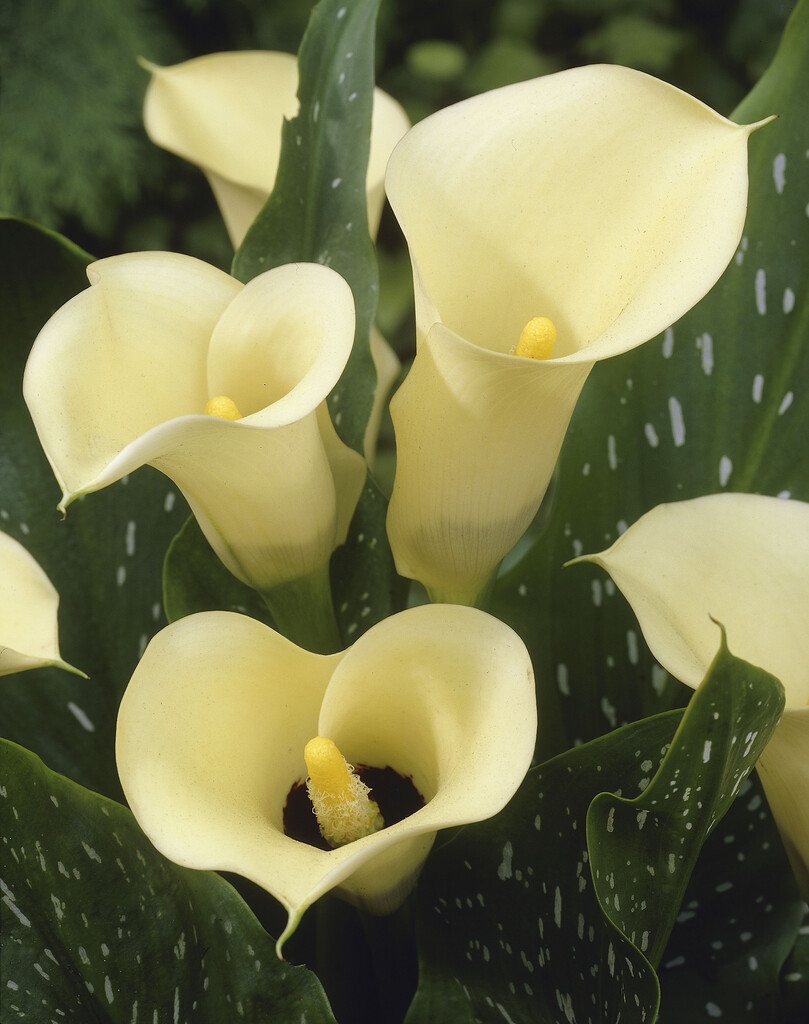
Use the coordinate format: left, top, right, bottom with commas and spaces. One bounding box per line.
588, 631, 785, 967
232, 0, 381, 456
163, 515, 271, 625
657, 773, 804, 1024
778, 904, 809, 1024
409, 635, 786, 1022
331, 473, 409, 642
0, 217, 188, 798
0, 739, 336, 1023
408, 712, 678, 1024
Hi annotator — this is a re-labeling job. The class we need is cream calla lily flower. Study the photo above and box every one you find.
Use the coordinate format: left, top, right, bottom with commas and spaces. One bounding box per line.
0, 530, 81, 676
141, 50, 408, 469
580, 493, 809, 894
23, 253, 365, 605
142, 50, 411, 248
115, 604, 536, 956
384, 64, 770, 605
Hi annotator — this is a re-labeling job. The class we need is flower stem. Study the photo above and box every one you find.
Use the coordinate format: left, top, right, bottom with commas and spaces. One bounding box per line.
260, 567, 342, 654
426, 569, 497, 609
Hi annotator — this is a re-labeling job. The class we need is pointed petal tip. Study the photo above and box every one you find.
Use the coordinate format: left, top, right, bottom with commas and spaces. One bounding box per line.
564, 552, 601, 570
57, 489, 79, 517
61, 659, 89, 679
747, 112, 779, 133
275, 906, 305, 960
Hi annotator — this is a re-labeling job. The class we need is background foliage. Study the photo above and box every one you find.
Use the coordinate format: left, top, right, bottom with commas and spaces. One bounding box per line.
0, 0, 796, 351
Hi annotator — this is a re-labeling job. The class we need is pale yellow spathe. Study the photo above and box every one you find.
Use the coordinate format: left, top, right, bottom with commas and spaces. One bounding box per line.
0, 531, 81, 676
141, 50, 406, 467
115, 604, 537, 955
582, 493, 809, 894
23, 253, 365, 594
385, 64, 768, 605
142, 50, 410, 248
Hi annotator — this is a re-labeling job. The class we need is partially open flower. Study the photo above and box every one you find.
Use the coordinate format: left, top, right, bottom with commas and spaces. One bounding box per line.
115, 604, 537, 955
141, 50, 408, 469
384, 64, 770, 605
23, 253, 365, 601
142, 50, 410, 248
0, 530, 81, 676
580, 493, 809, 894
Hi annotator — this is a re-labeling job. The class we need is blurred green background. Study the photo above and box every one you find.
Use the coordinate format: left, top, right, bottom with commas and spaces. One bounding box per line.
0, 0, 796, 354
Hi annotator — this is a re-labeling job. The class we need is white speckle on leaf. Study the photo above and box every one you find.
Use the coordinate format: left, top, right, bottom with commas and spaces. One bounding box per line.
607, 434, 617, 470
668, 397, 685, 447
662, 327, 674, 358
497, 842, 513, 880
779, 391, 793, 415
755, 269, 767, 315
82, 841, 102, 863
773, 152, 786, 194
696, 332, 713, 375
752, 374, 764, 403
68, 702, 95, 732
601, 696, 617, 728
719, 456, 733, 487
644, 423, 659, 448
1, 881, 30, 927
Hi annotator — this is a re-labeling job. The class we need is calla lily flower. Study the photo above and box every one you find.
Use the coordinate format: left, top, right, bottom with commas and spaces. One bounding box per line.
23, 253, 365, 612
580, 493, 809, 894
141, 49, 408, 469
115, 603, 536, 955
0, 530, 82, 676
142, 50, 411, 248
384, 64, 770, 605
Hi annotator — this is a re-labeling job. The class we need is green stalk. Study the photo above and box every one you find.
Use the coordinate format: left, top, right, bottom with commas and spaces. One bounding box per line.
260, 566, 342, 654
